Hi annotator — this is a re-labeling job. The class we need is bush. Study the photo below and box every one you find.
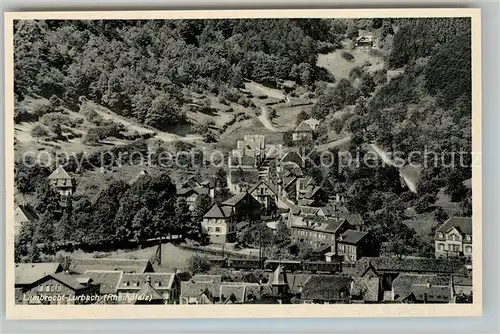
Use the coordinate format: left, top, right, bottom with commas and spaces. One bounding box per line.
341, 51, 355, 62
414, 194, 437, 213
187, 254, 212, 275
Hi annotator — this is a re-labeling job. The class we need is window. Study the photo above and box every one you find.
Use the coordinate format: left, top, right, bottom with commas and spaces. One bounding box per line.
466, 235, 471, 241
208, 227, 212, 232
38, 285, 44, 292
465, 246, 472, 253
215, 227, 221, 232
438, 243, 444, 250
45, 285, 50, 292
56, 284, 61, 292
437, 232, 443, 238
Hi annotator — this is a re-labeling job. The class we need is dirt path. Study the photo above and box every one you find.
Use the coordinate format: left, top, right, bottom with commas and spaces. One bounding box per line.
91, 103, 203, 143
258, 106, 279, 132
315, 136, 352, 151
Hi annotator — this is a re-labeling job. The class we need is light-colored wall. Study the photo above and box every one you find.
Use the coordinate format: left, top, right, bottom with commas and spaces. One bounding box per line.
435, 229, 472, 258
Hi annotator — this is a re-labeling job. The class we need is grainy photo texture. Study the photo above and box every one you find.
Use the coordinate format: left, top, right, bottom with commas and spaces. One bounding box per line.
5, 10, 481, 318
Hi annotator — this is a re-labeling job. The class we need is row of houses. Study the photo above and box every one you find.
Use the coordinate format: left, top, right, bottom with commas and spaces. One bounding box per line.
15, 250, 472, 305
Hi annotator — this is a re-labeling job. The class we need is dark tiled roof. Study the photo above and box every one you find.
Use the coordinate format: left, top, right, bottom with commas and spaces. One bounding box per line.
354, 257, 468, 277
339, 213, 364, 227
301, 275, 352, 301
15, 263, 62, 285
191, 274, 222, 284
351, 276, 380, 302
338, 230, 369, 245
220, 284, 247, 303
436, 217, 472, 236
203, 204, 233, 219
50, 273, 90, 291
72, 258, 152, 274
409, 284, 451, 303
222, 192, 248, 206
176, 187, 208, 196
16, 204, 39, 222
84, 270, 123, 294
181, 281, 218, 298
392, 274, 450, 301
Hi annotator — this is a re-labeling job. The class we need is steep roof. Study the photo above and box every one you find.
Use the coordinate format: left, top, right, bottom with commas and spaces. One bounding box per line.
436, 217, 472, 235
248, 180, 278, 197
294, 121, 314, 133
15, 263, 63, 285
338, 230, 369, 245
220, 284, 247, 303
301, 275, 352, 301
47, 165, 73, 180
222, 192, 248, 206
15, 204, 39, 223
84, 270, 123, 294
353, 257, 468, 277
181, 281, 218, 299
134, 275, 165, 302
203, 204, 233, 219
72, 258, 153, 274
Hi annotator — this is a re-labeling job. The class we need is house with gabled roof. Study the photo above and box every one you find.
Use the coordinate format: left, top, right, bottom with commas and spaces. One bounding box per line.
295, 177, 328, 207
201, 192, 262, 245
14, 204, 39, 235
202, 203, 237, 244
20, 272, 100, 305
353, 257, 469, 294
292, 120, 317, 142
47, 165, 76, 196
434, 217, 472, 260
337, 230, 380, 263
248, 180, 290, 215
290, 216, 353, 251
117, 272, 180, 304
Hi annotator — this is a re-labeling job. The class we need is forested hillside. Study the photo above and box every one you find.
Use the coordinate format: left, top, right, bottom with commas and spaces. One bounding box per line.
14, 19, 340, 130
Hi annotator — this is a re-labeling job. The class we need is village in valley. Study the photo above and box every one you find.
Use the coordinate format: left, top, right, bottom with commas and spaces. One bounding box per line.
13, 18, 473, 305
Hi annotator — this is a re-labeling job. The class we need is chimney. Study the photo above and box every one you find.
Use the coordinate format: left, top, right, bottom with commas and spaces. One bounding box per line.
426, 281, 431, 288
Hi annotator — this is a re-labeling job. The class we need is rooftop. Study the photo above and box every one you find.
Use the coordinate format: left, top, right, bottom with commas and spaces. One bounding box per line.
354, 257, 468, 277
338, 230, 369, 245
301, 275, 352, 301
436, 217, 472, 236
15, 262, 62, 285
47, 165, 73, 180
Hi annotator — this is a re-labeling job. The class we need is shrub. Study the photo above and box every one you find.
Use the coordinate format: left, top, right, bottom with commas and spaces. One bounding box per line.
187, 255, 212, 275
341, 51, 355, 62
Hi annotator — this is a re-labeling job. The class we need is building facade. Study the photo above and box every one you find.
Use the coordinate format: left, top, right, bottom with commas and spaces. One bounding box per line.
434, 217, 472, 259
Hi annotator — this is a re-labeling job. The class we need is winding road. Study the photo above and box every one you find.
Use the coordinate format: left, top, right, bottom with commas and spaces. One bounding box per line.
258, 106, 280, 132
